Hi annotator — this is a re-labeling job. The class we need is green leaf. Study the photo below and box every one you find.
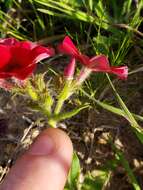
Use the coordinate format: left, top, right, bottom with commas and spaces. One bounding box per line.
2, 0, 13, 9
67, 152, 80, 189
82, 170, 111, 190
34, 0, 108, 29
52, 103, 90, 121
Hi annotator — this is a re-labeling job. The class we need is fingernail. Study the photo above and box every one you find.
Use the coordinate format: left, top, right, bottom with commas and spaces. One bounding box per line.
28, 135, 54, 156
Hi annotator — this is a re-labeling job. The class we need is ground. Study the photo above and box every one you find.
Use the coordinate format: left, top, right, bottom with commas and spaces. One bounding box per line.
0, 65, 143, 189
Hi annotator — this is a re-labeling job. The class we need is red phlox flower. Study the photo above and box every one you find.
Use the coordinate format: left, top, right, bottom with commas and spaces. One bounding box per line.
59, 36, 128, 79
0, 38, 55, 80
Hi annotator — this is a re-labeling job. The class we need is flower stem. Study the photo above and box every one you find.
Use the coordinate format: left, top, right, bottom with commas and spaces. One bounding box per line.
54, 99, 64, 115
48, 119, 57, 128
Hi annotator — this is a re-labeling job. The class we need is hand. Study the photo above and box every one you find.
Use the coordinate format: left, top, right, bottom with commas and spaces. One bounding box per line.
0, 128, 73, 190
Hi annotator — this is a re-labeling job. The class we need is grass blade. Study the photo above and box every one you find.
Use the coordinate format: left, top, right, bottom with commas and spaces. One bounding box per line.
80, 88, 143, 123
111, 141, 141, 190
107, 74, 143, 144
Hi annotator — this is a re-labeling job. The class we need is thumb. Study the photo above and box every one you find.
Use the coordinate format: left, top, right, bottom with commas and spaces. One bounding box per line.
0, 128, 73, 190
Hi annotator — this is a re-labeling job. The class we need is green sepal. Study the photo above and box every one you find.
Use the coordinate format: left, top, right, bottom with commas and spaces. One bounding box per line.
58, 80, 72, 101
34, 73, 47, 92
26, 85, 39, 101
27, 74, 53, 115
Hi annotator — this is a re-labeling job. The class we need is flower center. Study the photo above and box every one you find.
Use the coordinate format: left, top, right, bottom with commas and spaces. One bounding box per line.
3, 62, 22, 72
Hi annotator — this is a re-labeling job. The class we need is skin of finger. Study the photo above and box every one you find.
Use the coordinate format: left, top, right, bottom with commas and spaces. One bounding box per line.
0, 128, 73, 190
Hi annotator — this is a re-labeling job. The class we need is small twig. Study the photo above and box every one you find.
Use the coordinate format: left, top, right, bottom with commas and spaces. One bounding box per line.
87, 131, 95, 159
112, 23, 143, 38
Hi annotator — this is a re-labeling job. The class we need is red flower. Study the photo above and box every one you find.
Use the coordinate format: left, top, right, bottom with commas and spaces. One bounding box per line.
59, 36, 128, 79
0, 38, 55, 80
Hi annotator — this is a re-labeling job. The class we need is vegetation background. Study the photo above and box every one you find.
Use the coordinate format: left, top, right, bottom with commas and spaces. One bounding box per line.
0, 0, 143, 189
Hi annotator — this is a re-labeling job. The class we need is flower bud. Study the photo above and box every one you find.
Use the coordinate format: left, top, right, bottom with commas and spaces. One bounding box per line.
76, 67, 92, 85
64, 57, 76, 80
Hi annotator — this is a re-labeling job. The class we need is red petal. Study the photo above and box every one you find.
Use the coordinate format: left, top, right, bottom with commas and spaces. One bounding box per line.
10, 46, 31, 68
0, 38, 18, 46
89, 55, 110, 71
9, 41, 40, 68
90, 55, 128, 79
78, 54, 90, 66
59, 36, 80, 57
64, 57, 76, 79
57, 43, 65, 54
0, 45, 11, 68
30, 45, 55, 63
0, 39, 54, 80
58, 36, 90, 65
110, 66, 128, 79
0, 63, 36, 80
19, 41, 37, 50
11, 63, 36, 80
9, 41, 47, 69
